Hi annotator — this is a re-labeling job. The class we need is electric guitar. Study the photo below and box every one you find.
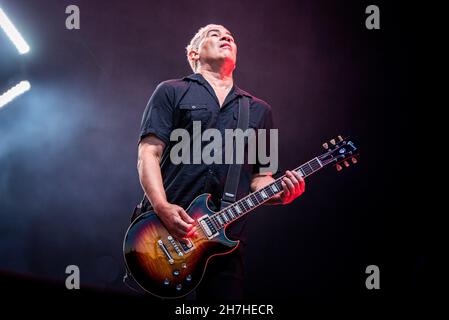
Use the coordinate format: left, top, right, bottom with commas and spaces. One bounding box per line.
123, 135, 358, 298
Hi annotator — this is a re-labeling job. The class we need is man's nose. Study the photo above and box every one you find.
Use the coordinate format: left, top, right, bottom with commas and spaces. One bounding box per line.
221, 35, 231, 42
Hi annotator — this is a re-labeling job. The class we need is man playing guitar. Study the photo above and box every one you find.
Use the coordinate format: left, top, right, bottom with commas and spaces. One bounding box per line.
136, 24, 305, 300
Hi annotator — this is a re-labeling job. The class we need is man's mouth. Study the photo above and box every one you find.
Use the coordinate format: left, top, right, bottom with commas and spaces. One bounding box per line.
220, 43, 232, 49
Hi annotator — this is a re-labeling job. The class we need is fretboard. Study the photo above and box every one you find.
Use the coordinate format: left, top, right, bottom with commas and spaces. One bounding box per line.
208, 157, 329, 230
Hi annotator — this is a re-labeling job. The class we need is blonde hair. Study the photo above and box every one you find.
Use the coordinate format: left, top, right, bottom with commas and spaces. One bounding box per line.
186, 24, 225, 72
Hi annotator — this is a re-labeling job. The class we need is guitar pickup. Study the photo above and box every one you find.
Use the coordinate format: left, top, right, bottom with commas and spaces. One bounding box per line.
198, 216, 219, 239
157, 239, 174, 264
179, 238, 194, 253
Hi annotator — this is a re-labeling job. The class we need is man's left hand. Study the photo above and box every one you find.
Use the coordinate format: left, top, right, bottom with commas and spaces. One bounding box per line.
280, 170, 305, 204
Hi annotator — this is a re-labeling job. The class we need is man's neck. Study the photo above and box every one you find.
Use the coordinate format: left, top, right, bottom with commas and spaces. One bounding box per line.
198, 67, 234, 90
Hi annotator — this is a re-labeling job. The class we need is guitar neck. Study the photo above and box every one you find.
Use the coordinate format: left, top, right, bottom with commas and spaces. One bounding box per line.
209, 156, 334, 230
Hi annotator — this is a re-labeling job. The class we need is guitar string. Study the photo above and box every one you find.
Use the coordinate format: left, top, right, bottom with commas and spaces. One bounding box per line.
192, 147, 355, 235
206, 156, 336, 231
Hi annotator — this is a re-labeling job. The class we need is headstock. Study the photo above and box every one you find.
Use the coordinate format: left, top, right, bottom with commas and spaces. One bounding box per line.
319, 135, 358, 171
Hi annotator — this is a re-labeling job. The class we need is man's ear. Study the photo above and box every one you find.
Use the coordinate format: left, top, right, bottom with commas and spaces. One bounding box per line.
188, 50, 199, 62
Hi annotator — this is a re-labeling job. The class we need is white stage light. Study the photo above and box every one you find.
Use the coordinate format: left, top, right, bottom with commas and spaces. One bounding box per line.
0, 81, 31, 108
0, 7, 30, 54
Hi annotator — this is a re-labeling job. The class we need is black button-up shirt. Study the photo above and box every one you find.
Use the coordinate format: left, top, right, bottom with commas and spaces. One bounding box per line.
139, 73, 274, 240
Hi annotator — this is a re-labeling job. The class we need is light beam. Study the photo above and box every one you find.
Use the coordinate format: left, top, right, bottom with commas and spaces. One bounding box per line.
0, 7, 30, 54
0, 81, 31, 108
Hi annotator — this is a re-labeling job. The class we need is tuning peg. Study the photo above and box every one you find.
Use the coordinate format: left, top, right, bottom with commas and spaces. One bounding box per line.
336, 164, 342, 171
338, 135, 343, 141
344, 161, 350, 167
351, 157, 358, 164
330, 139, 336, 145
322, 143, 329, 149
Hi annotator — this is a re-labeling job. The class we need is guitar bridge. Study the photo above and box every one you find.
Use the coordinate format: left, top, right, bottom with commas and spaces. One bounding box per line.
167, 235, 195, 254
167, 235, 183, 256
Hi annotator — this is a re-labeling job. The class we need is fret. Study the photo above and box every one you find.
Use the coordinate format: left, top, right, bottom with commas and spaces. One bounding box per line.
227, 208, 235, 219
246, 198, 254, 207
264, 186, 274, 197
250, 194, 260, 205
210, 217, 220, 230
260, 189, 268, 199
239, 199, 249, 212
253, 192, 261, 204
234, 204, 242, 215
302, 164, 312, 176
221, 212, 229, 223
233, 207, 239, 218
310, 158, 321, 171
270, 183, 279, 193
306, 162, 314, 174
216, 214, 224, 226
277, 182, 282, 191
316, 157, 324, 167
275, 181, 282, 192
252, 194, 260, 205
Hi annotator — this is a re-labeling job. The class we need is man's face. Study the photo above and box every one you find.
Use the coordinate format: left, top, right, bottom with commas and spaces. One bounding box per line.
196, 25, 237, 68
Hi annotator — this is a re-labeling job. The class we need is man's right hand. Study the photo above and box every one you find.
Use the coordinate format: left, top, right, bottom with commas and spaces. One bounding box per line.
138, 135, 197, 240
154, 202, 197, 239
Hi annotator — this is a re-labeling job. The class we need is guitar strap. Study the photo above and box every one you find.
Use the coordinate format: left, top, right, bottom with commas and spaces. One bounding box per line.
220, 96, 250, 210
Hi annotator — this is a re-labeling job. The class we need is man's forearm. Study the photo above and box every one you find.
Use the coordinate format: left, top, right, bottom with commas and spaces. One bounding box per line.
138, 154, 168, 210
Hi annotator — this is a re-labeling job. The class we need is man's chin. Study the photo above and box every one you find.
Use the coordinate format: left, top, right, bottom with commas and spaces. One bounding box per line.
221, 54, 236, 63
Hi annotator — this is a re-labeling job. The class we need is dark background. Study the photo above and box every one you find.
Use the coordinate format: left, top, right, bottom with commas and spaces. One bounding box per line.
0, 0, 429, 309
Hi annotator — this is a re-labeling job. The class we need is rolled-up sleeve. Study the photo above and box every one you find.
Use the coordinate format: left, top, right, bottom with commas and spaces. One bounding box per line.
139, 82, 175, 146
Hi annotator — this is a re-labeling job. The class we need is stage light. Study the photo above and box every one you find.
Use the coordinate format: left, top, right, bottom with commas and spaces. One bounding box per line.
0, 7, 30, 54
0, 81, 31, 108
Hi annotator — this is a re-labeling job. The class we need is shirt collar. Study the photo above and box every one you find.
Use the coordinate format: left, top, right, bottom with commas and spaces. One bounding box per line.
183, 73, 206, 84
183, 73, 252, 98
